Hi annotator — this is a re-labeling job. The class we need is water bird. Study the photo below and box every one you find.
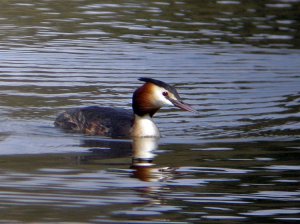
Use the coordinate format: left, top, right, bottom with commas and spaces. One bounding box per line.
55, 77, 197, 138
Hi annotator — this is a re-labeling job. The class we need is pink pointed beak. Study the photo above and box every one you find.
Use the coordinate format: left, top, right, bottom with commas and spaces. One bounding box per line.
168, 98, 198, 114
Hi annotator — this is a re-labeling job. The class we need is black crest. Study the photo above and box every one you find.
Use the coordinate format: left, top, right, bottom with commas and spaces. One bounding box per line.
138, 77, 181, 99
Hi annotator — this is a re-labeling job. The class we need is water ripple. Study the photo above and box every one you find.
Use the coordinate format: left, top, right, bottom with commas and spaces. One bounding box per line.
0, 1, 300, 223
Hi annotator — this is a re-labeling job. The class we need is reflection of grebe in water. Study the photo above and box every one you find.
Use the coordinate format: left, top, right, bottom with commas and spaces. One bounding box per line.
78, 137, 176, 182
131, 137, 176, 182
55, 78, 197, 138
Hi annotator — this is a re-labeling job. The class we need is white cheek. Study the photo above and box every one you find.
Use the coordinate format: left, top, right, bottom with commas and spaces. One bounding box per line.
153, 87, 173, 106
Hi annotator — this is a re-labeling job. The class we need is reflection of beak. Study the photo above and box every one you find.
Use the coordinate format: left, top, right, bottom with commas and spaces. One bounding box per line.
168, 97, 198, 113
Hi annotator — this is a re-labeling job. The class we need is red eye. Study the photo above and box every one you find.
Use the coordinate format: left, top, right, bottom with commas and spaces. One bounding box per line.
162, 91, 168, 96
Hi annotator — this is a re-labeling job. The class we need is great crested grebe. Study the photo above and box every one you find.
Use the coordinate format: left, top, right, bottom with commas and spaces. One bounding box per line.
55, 77, 197, 138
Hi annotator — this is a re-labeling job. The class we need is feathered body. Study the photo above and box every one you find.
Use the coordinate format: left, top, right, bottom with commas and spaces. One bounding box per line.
55, 106, 133, 138
55, 78, 196, 138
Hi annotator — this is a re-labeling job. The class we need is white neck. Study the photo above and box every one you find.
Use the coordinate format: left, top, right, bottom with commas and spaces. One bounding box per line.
131, 115, 160, 138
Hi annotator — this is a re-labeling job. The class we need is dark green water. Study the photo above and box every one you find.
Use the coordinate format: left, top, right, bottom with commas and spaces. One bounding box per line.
0, 0, 300, 223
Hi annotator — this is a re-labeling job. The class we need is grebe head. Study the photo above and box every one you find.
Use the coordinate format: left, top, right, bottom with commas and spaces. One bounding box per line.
132, 77, 197, 117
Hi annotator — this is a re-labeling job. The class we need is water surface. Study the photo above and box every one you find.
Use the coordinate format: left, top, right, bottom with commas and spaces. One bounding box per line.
0, 0, 300, 223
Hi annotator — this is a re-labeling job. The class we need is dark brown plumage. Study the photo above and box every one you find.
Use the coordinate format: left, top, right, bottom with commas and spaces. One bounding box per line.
54, 106, 133, 138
